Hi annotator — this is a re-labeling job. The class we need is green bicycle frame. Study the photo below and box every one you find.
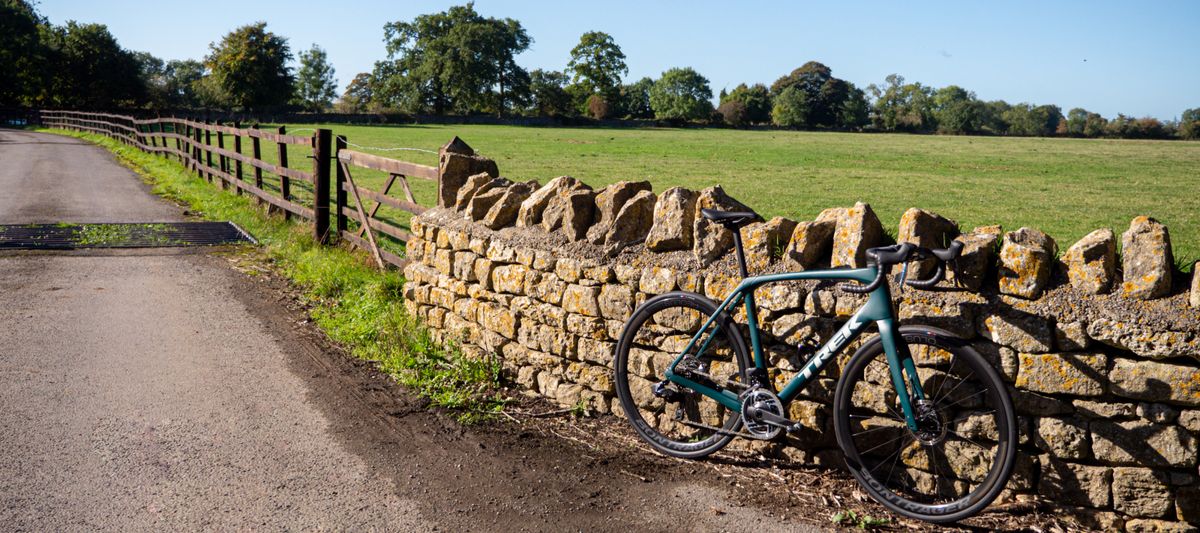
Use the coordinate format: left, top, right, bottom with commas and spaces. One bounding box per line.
663, 266, 927, 430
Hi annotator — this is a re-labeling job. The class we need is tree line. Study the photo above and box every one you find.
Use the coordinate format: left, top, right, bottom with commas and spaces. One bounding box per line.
1, 0, 336, 112
2, 0, 1197, 140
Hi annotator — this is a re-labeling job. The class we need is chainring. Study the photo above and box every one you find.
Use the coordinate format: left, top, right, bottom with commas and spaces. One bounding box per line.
740, 388, 784, 440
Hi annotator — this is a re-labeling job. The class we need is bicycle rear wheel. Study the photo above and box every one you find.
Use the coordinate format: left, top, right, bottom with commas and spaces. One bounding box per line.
614, 291, 752, 459
833, 325, 1016, 523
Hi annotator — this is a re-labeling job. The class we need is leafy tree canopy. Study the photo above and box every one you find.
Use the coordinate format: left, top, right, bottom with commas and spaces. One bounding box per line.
375, 3, 531, 115
649, 67, 712, 121
296, 44, 337, 111
205, 22, 294, 110
566, 31, 627, 100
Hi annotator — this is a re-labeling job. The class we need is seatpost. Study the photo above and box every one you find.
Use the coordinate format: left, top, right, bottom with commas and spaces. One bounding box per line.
731, 228, 750, 278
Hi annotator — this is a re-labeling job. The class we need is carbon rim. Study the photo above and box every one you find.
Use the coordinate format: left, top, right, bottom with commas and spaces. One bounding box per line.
835, 330, 1016, 522
614, 293, 750, 459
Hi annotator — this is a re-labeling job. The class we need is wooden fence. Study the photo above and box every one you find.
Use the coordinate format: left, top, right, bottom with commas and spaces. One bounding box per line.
40, 110, 440, 268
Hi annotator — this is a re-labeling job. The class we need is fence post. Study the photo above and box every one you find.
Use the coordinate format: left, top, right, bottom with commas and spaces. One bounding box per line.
204, 122, 213, 183
233, 121, 243, 196
334, 135, 347, 240
312, 128, 332, 245
215, 123, 227, 190
276, 126, 291, 222
251, 125, 263, 205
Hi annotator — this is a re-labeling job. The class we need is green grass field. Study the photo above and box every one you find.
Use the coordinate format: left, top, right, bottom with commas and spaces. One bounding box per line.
259, 124, 1200, 266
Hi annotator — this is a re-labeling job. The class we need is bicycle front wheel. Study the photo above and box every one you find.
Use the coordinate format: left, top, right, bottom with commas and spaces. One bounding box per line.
614, 291, 752, 459
833, 325, 1016, 523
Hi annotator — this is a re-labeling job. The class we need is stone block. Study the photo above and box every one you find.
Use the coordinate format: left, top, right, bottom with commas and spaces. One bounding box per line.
454, 173, 500, 212
947, 226, 1000, 292
554, 257, 582, 283
1109, 358, 1200, 407
1121, 216, 1173, 300
1016, 352, 1106, 396
1037, 455, 1111, 508
491, 264, 529, 295
744, 216, 798, 271
603, 190, 656, 246
587, 180, 652, 244
477, 302, 519, 339
1034, 417, 1091, 459
1113, 467, 1174, 518
692, 185, 760, 265
1125, 518, 1196, 532
1062, 228, 1117, 294
1073, 399, 1136, 419
979, 314, 1053, 353
830, 202, 885, 268
898, 299, 977, 338
895, 208, 959, 278
1054, 320, 1089, 351
639, 267, 677, 295
517, 176, 584, 227
785, 218, 836, 269
756, 283, 805, 313
1088, 320, 1200, 360
1092, 419, 1198, 467
562, 284, 602, 317
482, 180, 537, 229
998, 227, 1057, 299
599, 284, 634, 320
703, 272, 740, 302
1192, 263, 1200, 309
438, 150, 497, 208
645, 186, 699, 252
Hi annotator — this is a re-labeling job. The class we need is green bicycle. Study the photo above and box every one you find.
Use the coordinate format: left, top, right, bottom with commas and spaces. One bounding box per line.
614, 209, 1016, 523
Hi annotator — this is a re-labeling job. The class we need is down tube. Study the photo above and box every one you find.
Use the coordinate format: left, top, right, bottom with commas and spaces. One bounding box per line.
876, 319, 919, 431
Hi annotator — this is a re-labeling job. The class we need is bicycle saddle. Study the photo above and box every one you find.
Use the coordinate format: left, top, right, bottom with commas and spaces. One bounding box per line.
700, 208, 758, 229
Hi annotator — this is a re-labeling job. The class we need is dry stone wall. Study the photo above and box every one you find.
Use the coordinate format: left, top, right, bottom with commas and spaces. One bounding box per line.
404, 144, 1200, 530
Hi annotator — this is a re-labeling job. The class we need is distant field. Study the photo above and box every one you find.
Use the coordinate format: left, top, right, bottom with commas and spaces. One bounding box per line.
274, 123, 1200, 265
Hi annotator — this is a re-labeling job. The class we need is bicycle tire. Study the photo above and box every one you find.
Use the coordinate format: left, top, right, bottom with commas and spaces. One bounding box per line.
614, 291, 753, 459
833, 325, 1017, 523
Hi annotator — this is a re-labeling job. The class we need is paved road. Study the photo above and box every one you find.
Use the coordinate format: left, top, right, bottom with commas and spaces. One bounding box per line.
0, 129, 430, 530
0, 129, 814, 532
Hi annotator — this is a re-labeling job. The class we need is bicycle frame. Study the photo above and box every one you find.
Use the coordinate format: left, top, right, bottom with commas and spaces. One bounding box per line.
663, 266, 927, 430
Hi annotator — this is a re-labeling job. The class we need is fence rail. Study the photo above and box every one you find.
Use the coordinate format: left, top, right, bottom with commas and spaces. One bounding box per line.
39, 110, 442, 269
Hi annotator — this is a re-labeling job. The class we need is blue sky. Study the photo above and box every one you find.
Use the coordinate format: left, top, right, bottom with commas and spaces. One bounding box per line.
38, 0, 1200, 119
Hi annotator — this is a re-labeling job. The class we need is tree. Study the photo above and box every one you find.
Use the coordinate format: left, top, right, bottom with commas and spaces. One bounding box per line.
586, 94, 610, 119
528, 69, 572, 117
132, 51, 168, 108
649, 67, 712, 122
721, 83, 771, 124
618, 77, 654, 119
205, 22, 293, 110
840, 83, 870, 129
868, 74, 936, 132
375, 4, 531, 115
295, 44, 337, 111
933, 85, 982, 134
566, 31, 627, 103
1082, 111, 1108, 138
771, 86, 808, 128
717, 100, 748, 127
1065, 107, 1089, 137
338, 72, 374, 112
40, 21, 145, 108
162, 59, 206, 108
0, 0, 45, 106
1180, 108, 1200, 140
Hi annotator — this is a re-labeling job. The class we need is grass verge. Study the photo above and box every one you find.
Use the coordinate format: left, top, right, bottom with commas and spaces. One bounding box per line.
41, 128, 504, 422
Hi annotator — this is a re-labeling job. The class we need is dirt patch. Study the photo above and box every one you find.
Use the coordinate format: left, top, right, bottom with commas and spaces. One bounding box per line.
220, 247, 1092, 532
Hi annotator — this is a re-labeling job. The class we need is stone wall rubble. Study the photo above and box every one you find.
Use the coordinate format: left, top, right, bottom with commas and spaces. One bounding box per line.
404, 142, 1200, 530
